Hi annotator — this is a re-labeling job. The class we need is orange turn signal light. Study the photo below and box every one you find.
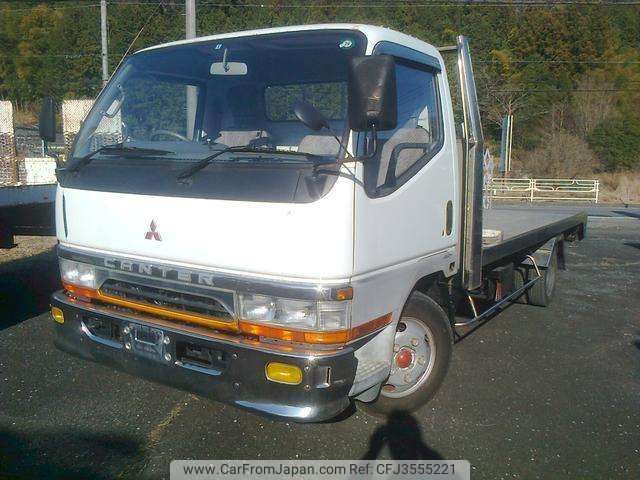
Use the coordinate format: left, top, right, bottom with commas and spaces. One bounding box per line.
62, 282, 100, 300
239, 313, 392, 346
334, 286, 354, 301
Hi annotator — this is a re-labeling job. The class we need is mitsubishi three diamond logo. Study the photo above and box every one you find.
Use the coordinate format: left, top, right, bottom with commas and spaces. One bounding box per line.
145, 219, 162, 241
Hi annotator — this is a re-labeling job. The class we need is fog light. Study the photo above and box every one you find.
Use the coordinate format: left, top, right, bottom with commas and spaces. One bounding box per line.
51, 306, 64, 324
265, 362, 303, 385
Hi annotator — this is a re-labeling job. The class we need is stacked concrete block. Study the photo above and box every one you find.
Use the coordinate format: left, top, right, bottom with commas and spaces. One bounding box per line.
62, 99, 94, 158
0, 101, 17, 185
17, 157, 57, 185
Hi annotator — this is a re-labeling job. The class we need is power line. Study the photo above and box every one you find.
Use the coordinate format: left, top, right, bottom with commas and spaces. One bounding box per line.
2, 0, 639, 12
47, 0, 640, 6
193, 0, 640, 6
0, 53, 119, 58
496, 88, 639, 92
477, 60, 640, 64
0, 3, 101, 13
1, 0, 637, 13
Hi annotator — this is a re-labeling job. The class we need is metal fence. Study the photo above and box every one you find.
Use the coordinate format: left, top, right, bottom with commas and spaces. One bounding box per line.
489, 178, 600, 203
0, 99, 94, 186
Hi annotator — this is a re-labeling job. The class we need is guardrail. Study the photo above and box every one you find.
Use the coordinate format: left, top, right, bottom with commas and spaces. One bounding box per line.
489, 178, 599, 203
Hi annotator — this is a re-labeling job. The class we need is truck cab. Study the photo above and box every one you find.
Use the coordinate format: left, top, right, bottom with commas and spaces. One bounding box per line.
48, 24, 585, 421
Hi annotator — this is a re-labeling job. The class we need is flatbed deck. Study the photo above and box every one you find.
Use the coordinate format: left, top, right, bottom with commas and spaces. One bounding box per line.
482, 208, 587, 267
0, 184, 56, 246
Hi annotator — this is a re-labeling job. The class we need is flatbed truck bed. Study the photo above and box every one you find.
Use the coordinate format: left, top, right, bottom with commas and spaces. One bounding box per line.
0, 184, 56, 247
482, 209, 587, 267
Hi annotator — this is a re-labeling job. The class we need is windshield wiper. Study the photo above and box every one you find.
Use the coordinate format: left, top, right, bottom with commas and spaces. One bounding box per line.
176, 145, 317, 181
64, 143, 174, 173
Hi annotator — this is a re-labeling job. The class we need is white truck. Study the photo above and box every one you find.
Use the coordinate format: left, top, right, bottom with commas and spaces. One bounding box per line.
43, 24, 586, 421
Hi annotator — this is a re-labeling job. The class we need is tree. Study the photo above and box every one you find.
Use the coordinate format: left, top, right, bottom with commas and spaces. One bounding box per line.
589, 114, 640, 171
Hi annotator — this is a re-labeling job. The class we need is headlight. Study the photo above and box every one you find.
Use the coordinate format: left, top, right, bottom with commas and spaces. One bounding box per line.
59, 259, 98, 289
238, 293, 351, 332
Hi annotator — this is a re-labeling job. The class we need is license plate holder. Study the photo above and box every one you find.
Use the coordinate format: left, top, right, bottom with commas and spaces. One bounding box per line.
126, 324, 166, 362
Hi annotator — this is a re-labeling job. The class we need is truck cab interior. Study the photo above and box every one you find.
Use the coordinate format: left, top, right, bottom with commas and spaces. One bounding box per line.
84, 30, 363, 160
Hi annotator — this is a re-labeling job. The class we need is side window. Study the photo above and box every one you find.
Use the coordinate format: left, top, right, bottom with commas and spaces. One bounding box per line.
365, 61, 443, 196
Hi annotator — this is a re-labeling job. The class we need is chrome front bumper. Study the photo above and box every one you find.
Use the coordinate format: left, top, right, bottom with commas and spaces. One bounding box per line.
51, 291, 357, 422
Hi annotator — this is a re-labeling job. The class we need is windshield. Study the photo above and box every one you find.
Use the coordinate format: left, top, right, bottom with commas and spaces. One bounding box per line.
71, 30, 366, 164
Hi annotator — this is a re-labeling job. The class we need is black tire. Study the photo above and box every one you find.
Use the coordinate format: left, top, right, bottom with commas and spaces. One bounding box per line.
514, 250, 558, 307
513, 266, 527, 304
356, 291, 453, 417
526, 249, 558, 306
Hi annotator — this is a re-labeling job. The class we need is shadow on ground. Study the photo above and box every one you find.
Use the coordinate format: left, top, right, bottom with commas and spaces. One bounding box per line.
613, 210, 640, 220
0, 427, 143, 479
624, 241, 640, 250
0, 247, 60, 330
362, 410, 442, 460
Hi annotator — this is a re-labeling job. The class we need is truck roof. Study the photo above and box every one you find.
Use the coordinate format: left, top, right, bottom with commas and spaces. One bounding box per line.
137, 23, 442, 60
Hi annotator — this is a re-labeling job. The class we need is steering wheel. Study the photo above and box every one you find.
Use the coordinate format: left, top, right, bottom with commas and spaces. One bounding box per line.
150, 129, 189, 141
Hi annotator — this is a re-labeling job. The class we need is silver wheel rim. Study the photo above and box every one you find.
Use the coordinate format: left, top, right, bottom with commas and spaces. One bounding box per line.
381, 317, 436, 399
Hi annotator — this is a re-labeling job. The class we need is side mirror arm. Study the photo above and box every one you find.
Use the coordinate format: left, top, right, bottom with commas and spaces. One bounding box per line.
42, 141, 62, 168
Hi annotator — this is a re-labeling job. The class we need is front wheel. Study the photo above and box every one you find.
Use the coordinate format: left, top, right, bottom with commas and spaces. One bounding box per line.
357, 291, 453, 417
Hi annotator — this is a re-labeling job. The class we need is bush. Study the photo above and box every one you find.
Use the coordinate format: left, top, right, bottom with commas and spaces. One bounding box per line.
511, 130, 598, 178
595, 171, 640, 204
588, 115, 640, 171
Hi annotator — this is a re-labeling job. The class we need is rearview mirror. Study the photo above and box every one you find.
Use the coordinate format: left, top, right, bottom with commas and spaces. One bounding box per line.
39, 96, 57, 143
210, 62, 247, 76
348, 55, 397, 132
293, 100, 330, 131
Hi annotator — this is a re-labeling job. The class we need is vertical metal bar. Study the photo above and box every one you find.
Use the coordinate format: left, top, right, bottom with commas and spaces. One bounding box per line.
499, 116, 508, 173
185, 0, 197, 139
100, 0, 109, 86
507, 114, 513, 172
530, 179, 535, 202
457, 35, 484, 291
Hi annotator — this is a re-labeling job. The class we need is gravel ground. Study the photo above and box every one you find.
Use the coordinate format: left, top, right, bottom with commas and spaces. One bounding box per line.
0, 236, 57, 266
1, 217, 639, 479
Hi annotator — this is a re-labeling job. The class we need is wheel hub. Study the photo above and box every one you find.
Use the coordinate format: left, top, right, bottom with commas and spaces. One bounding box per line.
382, 317, 436, 399
395, 347, 414, 369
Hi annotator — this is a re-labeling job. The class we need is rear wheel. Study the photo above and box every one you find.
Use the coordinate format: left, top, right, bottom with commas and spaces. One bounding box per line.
526, 250, 557, 306
356, 291, 453, 417
514, 249, 558, 307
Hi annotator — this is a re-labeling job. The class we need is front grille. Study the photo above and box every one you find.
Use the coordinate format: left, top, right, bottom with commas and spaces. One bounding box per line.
99, 279, 233, 321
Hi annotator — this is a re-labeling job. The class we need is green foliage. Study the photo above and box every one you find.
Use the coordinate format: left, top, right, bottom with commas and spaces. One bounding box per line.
122, 77, 189, 138
588, 114, 640, 171
0, 1, 639, 172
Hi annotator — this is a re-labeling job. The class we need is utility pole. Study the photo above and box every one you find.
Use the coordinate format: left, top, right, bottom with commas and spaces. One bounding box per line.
100, 0, 109, 86
186, 0, 196, 40
185, 0, 197, 138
